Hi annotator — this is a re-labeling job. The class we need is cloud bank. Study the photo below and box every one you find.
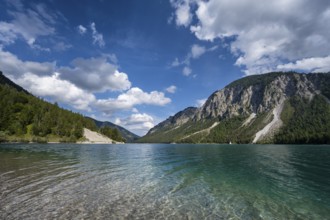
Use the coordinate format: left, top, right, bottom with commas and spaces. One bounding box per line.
0, 48, 171, 117
17, 72, 95, 111
95, 87, 171, 114
170, 0, 330, 74
59, 56, 131, 92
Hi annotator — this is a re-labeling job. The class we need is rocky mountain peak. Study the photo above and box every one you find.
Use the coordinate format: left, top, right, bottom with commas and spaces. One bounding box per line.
139, 72, 330, 144
196, 72, 320, 120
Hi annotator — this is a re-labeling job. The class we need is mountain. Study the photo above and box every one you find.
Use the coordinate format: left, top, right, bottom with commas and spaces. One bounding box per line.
0, 71, 29, 94
139, 72, 330, 144
87, 118, 139, 142
0, 71, 124, 143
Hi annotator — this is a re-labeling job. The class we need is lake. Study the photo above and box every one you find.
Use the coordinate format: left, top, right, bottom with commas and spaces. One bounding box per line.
1, 144, 330, 219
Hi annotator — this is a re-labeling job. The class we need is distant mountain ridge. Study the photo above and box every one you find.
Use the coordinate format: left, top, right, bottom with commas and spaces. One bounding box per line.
87, 117, 139, 142
139, 72, 330, 144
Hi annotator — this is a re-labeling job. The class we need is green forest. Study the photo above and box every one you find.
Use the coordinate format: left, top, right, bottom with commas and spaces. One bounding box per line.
275, 95, 330, 144
0, 73, 124, 143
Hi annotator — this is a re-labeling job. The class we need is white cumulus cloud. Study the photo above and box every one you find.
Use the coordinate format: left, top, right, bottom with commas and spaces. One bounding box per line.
0, 47, 171, 115
16, 72, 95, 111
95, 87, 171, 113
0, 48, 130, 93
115, 113, 155, 135
165, 85, 177, 93
59, 56, 131, 92
277, 56, 330, 73
171, 0, 330, 74
0, 48, 55, 77
170, 0, 192, 27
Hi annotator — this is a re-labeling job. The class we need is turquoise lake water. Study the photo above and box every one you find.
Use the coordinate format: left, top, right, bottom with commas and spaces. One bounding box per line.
1, 144, 330, 219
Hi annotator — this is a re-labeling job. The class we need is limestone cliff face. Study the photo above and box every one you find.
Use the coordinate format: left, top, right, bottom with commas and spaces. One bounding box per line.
142, 72, 330, 143
197, 73, 319, 120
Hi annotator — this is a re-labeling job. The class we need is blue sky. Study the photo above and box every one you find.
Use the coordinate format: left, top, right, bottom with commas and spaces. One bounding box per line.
1, 0, 330, 135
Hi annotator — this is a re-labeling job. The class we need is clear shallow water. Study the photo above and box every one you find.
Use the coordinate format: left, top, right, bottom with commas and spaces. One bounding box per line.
1, 144, 330, 219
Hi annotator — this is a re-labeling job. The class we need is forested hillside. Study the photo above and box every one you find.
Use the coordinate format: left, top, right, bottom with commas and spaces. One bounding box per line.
0, 71, 125, 143
274, 95, 330, 144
